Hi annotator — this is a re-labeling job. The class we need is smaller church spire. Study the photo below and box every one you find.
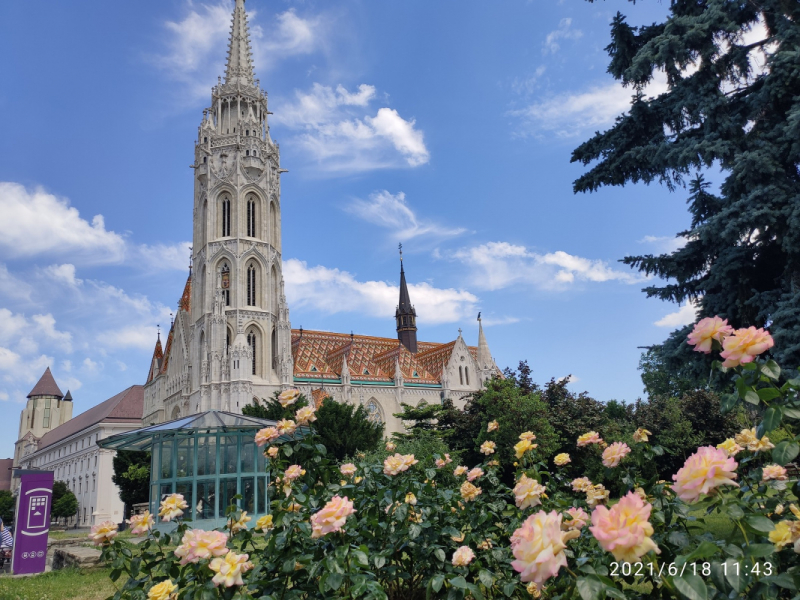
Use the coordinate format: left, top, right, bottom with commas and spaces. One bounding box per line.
224, 0, 257, 85
396, 244, 418, 353
477, 313, 491, 369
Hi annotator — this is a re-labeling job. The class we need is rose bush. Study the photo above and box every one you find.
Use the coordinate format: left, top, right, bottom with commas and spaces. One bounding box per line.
97, 319, 799, 599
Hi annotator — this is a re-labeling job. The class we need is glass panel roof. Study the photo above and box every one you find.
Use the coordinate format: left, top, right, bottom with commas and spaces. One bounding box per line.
97, 410, 305, 451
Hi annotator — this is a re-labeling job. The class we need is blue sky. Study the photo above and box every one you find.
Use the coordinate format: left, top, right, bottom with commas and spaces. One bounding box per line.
0, 0, 696, 458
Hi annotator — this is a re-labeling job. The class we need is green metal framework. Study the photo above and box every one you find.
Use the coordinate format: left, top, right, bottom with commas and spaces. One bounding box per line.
98, 411, 306, 529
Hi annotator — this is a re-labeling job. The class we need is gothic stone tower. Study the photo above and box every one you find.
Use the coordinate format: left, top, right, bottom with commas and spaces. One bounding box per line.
189, 0, 292, 415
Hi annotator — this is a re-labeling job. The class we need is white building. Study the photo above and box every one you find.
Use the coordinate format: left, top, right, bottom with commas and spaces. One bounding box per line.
15, 377, 143, 526
143, 0, 501, 432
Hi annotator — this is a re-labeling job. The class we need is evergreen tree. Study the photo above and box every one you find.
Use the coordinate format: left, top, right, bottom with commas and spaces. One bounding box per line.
573, 1, 800, 383
112, 450, 151, 518
244, 393, 384, 462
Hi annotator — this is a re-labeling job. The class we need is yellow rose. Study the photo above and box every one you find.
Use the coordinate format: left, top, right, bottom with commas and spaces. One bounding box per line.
147, 580, 178, 600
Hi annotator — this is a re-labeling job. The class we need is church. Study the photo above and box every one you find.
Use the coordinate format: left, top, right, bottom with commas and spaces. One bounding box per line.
142, 0, 500, 435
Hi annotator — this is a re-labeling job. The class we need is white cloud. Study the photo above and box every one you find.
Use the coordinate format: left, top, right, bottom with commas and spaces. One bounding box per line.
448, 242, 638, 291
283, 259, 478, 324
154, 3, 323, 103
654, 301, 698, 328
542, 18, 582, 55
138, 242, 193, 272
509, 71, 669, 138
345, 191, 465, 241
0, 309, 72, 353
0, 182, 126, 263
638, 235, 686, 254
82, 357, 99, 372
31, 314, 72, 352
480, 316, 521, 327
275, 83, 430, 171
0, 264, 33, 301
43, 263, 81, 287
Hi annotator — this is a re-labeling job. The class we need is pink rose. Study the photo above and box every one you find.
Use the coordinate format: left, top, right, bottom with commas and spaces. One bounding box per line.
174, 529, 229, 564
510, 511, 573, 584
601, 442, 631, 468
467, 467, 484, 482
672, 446, 738, 503
590, 492, 660, 562
687, 316, 733, 353
720, 327, 774, 368
310, 495, 356, 538
452, 546, 475, 566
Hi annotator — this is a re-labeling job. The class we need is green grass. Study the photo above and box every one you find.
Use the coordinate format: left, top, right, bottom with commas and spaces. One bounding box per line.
0, 568, 115, 600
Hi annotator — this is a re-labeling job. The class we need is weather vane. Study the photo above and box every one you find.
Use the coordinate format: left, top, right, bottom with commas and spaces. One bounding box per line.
399, 242, 403, 262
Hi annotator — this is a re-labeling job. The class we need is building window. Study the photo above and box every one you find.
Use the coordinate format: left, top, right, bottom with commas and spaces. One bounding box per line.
221, 196, 231, 237
247, 331, 257, 376
92, 476, 96, 492
246, 150, 250, 156
365, 400, 383, 424
43, 398, 51, 428
247, 198, 256, 237
465, 367, 470, 386
459, 366, 464, 385
246, 265, 256, 306
221, 263, 231, 306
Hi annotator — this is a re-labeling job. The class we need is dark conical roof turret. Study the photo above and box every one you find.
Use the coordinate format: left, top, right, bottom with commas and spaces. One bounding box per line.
64, 390, 73, 401
395, 245, 418, 353
27, 367, 63, 399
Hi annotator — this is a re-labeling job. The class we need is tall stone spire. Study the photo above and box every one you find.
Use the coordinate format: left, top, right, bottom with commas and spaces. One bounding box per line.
224, 0, 256, 85
395, 244, 418, 353
476, 314, 496, 384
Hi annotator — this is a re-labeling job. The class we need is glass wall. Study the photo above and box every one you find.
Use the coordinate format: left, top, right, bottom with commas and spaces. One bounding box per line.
149, 431, 268, 525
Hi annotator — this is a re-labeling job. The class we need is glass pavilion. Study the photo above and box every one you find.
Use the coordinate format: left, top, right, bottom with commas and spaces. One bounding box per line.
98, 411, 294, 529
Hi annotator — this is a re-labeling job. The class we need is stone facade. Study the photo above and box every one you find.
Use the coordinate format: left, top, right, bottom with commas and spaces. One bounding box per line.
142, 0, 500, 433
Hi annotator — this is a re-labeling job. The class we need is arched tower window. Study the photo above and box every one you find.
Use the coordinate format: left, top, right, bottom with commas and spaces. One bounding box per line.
246, 328, 259, 376
220, 262, 231, 306
226, 327, 232, 352
270, 201, 278, 248
246, 263, 257, 306
465, 367, 470, 386
270, 265, 279, 314
201, 199, 208, 244
271, 327, 277, 370
459, 366, 464, 385
246, 195, 257, 238
220, 194, 231, 237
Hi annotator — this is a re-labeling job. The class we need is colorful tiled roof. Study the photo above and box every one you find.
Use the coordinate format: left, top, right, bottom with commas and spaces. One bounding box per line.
291, 329, 472, 385
149, 272, 191, 382
27, 367, 63, 399
179, 273, 192, 313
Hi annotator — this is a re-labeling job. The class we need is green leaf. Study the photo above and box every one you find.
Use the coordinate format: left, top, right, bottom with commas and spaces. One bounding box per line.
450, 576, 469, 589
709, 562, 728, 593
373, 555, 386, 569
744, 544, 775, 557
431, 574, 445, 593
434, 548, 446, 562
721, 394, 739, 414
283, 445, 293, 457
684, 541, 720, 562
772, 441, 800, 465
762, 360, 781, 380
757, 387, 781, 402
726, 505, 744, 520
744, 515, 775, 534
760, 407, 783, 433
576, 576, 604, 600
724, 560, 742, 593
326, 572, 343, 591
352, 550, 369, 567
784, 407, 800, 419
743, 389, 760, 405
673, 574, 708, 600
478, 570, 494, 588
763, 573, 797, 590
502, 582, 517, 597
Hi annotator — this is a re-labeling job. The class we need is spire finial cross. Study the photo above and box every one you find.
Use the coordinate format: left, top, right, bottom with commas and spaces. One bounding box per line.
398, 242, 403, 262
458, 328, 462, 336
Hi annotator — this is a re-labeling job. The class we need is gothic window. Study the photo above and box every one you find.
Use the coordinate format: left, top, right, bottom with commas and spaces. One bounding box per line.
271, 328, 277, 370
459, 366, 464, 385
221, 195, 231, 237
203, 156, 207, 163
226, 328, 232, 351
270, 265, 279, 313
465, 367, 470, 386
270, 201, 278, 247
204, 137, 208, 142
365, 399, 383, 424
246, 150, 250, 156
253, 150, 257, 157
247, 264, 257, 306
220, 263, 231, 306
246, 196, 256, 237
247, 330, 258, 376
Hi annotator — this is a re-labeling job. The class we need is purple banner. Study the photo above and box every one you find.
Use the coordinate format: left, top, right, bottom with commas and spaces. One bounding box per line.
12, 470, 54, 575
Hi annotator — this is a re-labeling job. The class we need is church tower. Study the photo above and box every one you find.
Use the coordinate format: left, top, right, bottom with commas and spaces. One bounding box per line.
395, 247, 418, 353
189, 0, 293, 413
